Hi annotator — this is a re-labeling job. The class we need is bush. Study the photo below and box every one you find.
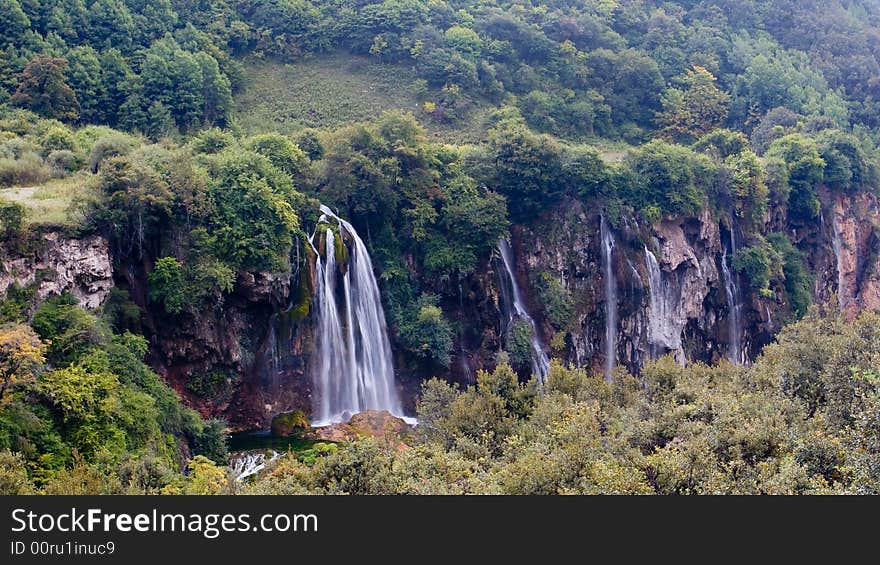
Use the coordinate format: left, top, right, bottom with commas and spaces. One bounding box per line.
46, 149, 81, 175
505, 318, 534, 369
88, 132, 137, 173
0, 200, 25, 237
0, 151, 50, 186
767, 233, 813, 319
396, 294, 454, 366
244, 133, 310, 180
189, 128, 235, 155
148, 257, 186, 315
39, 126, 79, 155
0, 449, 34, 494
732, 242, 778, 291
534, 272, 573, 330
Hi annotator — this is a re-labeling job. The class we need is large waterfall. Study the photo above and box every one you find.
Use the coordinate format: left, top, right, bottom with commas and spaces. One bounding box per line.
308, 205, 405, 425
600, 216, 618, 380
719, 231, 743, 365
497, 238, 550, 387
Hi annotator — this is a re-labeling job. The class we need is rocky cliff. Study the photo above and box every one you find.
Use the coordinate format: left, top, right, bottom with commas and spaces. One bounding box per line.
4, 191, 878, 431
0, 230, 113, 309
161, 189, 880, 428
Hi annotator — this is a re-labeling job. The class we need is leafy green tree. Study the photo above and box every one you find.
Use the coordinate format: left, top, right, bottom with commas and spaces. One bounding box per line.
625, 139, 708, 218
85, 0, 134, 52
815, 130, 874, 194
10, 57, 80, 121
488, 115, 564, 222
204, 148, 301, 272
141, 37, 203, 131
0, 0, 31, 48
64, 46, 104, 124
396, 294, 453, 366
657, 66, 730, 141
765, 133, 825, 221
244, 132, 309, 180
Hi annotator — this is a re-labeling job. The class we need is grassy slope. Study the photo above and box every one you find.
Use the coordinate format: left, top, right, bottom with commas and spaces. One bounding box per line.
0, 173, 91, 228
235, 52, 494, 144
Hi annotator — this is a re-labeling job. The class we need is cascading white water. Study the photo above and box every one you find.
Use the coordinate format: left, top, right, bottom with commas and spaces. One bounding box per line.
600, 216, 618, 380
230, 450, 280, 481
831, 213, 847, 313
497, 238, 550, 387
719, 233, 743, 365
308, 205, 406, 426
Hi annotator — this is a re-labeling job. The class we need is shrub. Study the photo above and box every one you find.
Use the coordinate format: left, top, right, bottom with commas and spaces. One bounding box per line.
505, 318, 534, 369
534, 272, 572, 330
0, 151, 50, 186
148, 257, 186, 315
88, 132, 137, 173
189, 128, 234, 155
46, 149, 81, 175
0, 200, 25, 237
396, 294, 454, 366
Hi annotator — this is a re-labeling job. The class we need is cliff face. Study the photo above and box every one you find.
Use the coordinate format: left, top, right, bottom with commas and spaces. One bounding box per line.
0, 231, 113, 309
4, 192, 878, 431
478, 192, 880, 377
141, 271, 314, 431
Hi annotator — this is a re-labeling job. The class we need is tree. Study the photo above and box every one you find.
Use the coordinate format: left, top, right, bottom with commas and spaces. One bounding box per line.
0, 324, 45, 404
148, 257, 186, 314
10, 57, 80, 121
0, 0, 30, 48
625, 140, 708, 218
205, 149, 301, 272
488, 116, 564, 222
65, 46, 104, 123
765, 133, 824, 221
657, 66, 730, 141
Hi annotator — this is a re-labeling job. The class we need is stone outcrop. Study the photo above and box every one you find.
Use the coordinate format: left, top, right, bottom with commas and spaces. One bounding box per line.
313, 410, 411, 447
0, 231, 113, 309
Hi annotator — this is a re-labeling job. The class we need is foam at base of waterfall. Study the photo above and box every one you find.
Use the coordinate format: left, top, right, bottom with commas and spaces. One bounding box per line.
311, 413, 419, 428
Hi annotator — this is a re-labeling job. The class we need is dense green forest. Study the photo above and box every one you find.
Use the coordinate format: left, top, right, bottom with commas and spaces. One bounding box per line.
0, 0, 879, 494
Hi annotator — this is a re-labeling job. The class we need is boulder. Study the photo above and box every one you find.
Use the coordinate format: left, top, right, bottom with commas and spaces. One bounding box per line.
313, 410, 410, 445
270, 410, 309, 437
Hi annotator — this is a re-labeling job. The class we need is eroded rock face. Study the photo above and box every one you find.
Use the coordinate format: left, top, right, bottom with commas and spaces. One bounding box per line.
0, 231, 113, 309
826, 192, 880, 319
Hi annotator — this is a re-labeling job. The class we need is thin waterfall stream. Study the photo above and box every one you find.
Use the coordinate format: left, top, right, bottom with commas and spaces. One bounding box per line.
497, 238, 550, 387
600, 216, 618, 380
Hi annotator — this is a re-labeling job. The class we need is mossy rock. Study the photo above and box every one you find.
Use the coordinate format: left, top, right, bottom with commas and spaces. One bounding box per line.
271, 410, 310, 438
334, 229, 349, 267
288, 258, 313, 323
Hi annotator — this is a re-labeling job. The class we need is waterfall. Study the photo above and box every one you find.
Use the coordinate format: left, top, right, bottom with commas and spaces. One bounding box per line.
230, 450, 280, 481
831, 213, 847, 313
719, 234, 743, 365
497, 238, 550, 387
458, 280, 474, 383
308, 205, 406, 426
600, 216, 618, 380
